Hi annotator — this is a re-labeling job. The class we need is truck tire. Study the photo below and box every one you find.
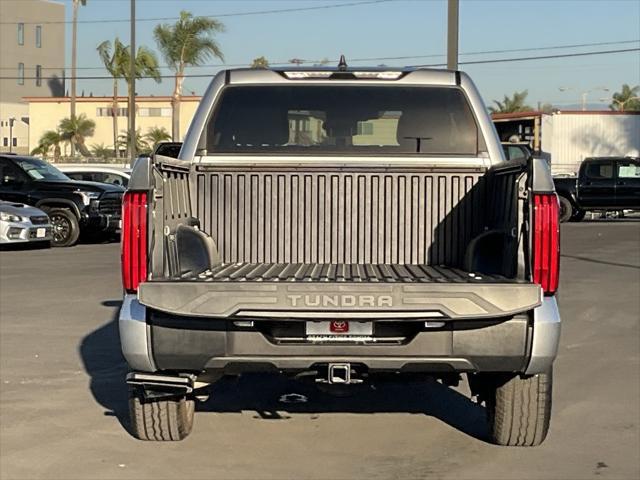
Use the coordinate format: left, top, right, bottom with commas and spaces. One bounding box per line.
558, 196, 574, 223
485, 369, 553, 447
129, 392, 195, 441
48, 208, 80, 247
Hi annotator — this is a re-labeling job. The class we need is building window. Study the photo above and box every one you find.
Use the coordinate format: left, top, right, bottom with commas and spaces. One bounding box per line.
36, 26, 42, 48
138, 107, 171, 117
13, 138, 18, 147
18, 63, 25, 85
97, 107, 128, 117
36, 65, 42, 86
3, 138, 7, 147
18, 23, 24, 45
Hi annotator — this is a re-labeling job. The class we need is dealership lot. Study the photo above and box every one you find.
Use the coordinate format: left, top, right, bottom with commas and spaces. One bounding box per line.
0, 222, 638, 480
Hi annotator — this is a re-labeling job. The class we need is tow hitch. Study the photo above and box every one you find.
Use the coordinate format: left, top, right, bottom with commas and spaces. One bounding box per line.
316, 363, 363, 385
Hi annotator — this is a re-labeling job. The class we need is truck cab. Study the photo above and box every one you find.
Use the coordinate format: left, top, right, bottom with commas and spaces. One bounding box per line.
554, 156, 640, 222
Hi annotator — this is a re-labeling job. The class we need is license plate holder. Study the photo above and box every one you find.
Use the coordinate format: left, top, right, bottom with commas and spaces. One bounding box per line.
306, 321, 373, 336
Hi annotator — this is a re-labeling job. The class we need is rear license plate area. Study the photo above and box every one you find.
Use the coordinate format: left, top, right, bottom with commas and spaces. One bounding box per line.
305, 321, 374, 342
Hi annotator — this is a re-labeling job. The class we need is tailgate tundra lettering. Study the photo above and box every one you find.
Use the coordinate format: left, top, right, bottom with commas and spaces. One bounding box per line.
287, 294, 393, 307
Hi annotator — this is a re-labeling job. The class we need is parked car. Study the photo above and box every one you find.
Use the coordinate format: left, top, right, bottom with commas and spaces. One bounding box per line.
554, 156, 640, 222
59, 166, 130, 188
120, 66, 561, 446
0, 200, 52, 245
0, 154, 124, 247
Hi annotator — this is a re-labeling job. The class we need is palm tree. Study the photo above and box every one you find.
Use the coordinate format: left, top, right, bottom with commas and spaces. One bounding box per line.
118, 129, 150, 155
489, 90, 532, 114
251, 56, 269, 68
154, 11, 225, 141
70, 0, 88, 156
33, 130, 63, 161
610, 84, 640, 112
59, 114, 96, 157
97, 38, 127, 157
120, 44, 162, 158
144, 126, 171, 150
30, 144, 49, 157
90, 143, 114, 159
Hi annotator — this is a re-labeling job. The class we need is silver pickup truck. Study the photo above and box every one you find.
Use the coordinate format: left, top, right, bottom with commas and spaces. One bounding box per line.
119, 66, 561, 445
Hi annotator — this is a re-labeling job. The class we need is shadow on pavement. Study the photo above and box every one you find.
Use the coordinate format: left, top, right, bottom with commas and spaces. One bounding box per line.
199, 373, 490, 442
0, 241, 51, 251
79, 302, 489, 442
78, 300, 131, 432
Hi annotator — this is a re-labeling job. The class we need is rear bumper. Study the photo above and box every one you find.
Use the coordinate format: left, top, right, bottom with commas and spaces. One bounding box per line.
119, 294, 561, 376
82, 213, 121, 232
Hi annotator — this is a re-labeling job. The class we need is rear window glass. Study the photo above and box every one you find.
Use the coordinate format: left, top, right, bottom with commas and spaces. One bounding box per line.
204, 86, 479, 156
585, 162, 614, 179
618, 161, 640, 178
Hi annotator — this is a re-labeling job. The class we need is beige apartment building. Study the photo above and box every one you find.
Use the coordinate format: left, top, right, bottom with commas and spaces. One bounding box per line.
27, 96, 201, 155
0, 0, 65, 154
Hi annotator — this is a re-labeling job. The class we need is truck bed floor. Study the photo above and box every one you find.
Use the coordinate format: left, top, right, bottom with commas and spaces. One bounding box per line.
187, 263, 514, 284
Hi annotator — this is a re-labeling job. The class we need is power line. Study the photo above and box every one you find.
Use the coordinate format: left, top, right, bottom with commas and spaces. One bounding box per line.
350, 39, 640, 63
3, 39, 638, 71
410, 47, 640, 67
0, 0, 392, 25
2, 47, 638, 80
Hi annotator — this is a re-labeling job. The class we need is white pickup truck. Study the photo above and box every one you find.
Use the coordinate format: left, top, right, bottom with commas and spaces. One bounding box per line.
119, 65, 561, 445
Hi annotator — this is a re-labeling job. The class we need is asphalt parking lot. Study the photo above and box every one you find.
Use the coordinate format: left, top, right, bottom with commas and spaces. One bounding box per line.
1, 221, 639, 480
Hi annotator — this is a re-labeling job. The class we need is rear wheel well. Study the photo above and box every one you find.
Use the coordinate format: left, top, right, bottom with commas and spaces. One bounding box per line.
37, 201, 80, 219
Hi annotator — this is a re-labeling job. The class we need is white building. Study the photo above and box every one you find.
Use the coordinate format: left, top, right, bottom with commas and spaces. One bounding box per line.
493, 110, 640, 175
0, 0, 66, 154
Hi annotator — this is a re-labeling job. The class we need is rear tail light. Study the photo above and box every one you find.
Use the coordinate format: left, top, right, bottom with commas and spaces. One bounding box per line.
121, 191, 148, 293
532, 193, 560, 295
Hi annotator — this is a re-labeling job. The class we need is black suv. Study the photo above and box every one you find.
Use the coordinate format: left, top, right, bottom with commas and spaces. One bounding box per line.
0, 154, 124, 247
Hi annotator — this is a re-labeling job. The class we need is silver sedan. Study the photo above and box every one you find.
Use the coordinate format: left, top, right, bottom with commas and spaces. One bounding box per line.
0, 201, 52, 245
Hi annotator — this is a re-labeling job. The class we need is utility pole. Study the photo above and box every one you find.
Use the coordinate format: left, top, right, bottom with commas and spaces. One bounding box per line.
447, 0, 459, 70
129, 0, 137, 165
70, 0, 79, 157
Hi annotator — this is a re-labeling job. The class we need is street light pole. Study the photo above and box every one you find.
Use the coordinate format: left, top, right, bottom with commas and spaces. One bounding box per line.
559, 86, 609, 111
129, 0, 136, 165
447, 0, 459, 70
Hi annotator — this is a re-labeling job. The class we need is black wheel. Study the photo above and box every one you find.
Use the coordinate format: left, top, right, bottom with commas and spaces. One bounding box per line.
48, 208, 80, 247
558, 196, 574, 223
129, 391, 195, 441
472, 369, 552, 447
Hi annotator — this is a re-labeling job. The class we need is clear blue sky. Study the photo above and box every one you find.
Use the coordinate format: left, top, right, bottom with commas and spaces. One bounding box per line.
60, 0, 640, 108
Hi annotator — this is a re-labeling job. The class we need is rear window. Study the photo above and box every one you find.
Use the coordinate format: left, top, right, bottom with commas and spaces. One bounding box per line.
585, 162, 614, 179
204, 86, 479, 156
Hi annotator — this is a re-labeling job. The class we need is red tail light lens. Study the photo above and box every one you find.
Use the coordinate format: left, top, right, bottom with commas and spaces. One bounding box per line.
121, 191, 148, 293
533, 193, 560, 295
